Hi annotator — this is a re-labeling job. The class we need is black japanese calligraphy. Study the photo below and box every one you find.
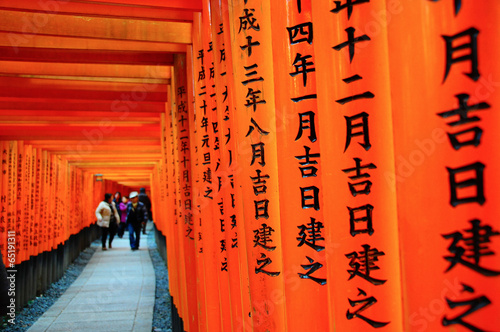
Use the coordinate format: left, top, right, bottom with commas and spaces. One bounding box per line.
347, 288, 390, 328
177, 86, 186, 98
442, 283, 491, 331
250, 169, 270, 195
287, 22, 313, 45
240, 36, 261, 57
297, 217, 325, 251
437, 94, 489, 127
345, 112, 371, 152
291, 94, 317, 103
300, 186, 320, 210
331, 0, 370, 20
442, 27, 480, 82
296, 111, 317, 143
245, 88, 266, 111
336, 75, 375, 105
295, 146, 320, 178
348, 204, 374, 237
342, 158, 377, 196
346, 244, 386, 285
298, 256, 326, 285
198, 66, 206, 81
255, 253, 280, 277
246, 118, 270, 137
221, 258, 228, 272
254, 199, 269, 219
197, 49, 204, 65
442, 219, 500, 276
333, 27, 370, 63
437, 93, 489, 150
254, 223, 276, 251
290, 53, 315, 87
239, 8, 260, 33
447, 162, 485, 207
251, 142, 266, 166
447, 127, 482, 150
242, 64, 264, 85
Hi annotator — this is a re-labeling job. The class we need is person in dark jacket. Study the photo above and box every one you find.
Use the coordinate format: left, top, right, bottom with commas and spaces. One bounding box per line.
138, 188, 152, 235
126, 191, 148, 250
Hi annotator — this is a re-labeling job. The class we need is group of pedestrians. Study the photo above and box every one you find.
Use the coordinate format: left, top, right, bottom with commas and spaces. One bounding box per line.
95, 188, 151, 251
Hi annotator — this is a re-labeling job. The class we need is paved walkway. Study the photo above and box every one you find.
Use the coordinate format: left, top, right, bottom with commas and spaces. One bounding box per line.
28, 227, 155, 332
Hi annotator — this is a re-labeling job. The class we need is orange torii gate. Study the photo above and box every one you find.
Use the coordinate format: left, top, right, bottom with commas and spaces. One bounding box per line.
0, 140, 137, 309
0, 1, 499, 331
157, 1, 500, 332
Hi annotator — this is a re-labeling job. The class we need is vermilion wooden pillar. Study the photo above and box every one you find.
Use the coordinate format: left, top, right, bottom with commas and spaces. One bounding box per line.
202, 0, 232, 330
0, 142, 7, 265
164, 107, 179, 266
170, 70, 189, 328
172, 53, 199, 331
312, 1, 403, 330
57, 157, 63, 248
74, 167, 79, 233
220, 1, 255, 330
23, 143, 31, 260
82, 171, 89, 229
206, 1, 234, 328
158, 114, 168, 236
69, 165, 75, 237
226, 1, 288, 330
192, 6, 224, 330
40, 150, 48, 254
50, 153, 57, 249
190, 13, 209, 331
0, 139, 133, 264
17, 141, 26, 263
169, 75, 188, 325
161, 110, 183, 329
75, 167, 84, 236
211, 0, 253, 330
8, 142, 19, 264
56, 156, 61, 249
387, 2, 500, 331
31, 148, 39, 256
269, 1, 329, 331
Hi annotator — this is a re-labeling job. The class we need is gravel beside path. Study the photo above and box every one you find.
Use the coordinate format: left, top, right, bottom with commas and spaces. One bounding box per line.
0, 245, 97, 332
148, 226, 173, 332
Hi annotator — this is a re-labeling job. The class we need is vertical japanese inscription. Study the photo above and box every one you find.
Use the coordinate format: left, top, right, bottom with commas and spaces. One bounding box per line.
330, 0, 391, 328
425, 2, 497, 330
283, 0, 327, 287
238, 1, 280, 278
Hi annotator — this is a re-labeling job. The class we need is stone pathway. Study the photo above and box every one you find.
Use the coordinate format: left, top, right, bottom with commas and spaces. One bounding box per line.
27, 228, 155, 332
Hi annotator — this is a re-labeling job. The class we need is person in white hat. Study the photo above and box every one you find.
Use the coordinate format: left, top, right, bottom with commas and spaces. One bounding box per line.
126, 191, 148, 250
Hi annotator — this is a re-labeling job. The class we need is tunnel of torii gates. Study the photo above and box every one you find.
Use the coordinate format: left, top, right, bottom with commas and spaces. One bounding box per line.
0, 0, 499, 331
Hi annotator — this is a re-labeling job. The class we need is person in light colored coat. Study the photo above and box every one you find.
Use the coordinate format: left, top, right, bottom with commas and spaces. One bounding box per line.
95, 193, 120, 250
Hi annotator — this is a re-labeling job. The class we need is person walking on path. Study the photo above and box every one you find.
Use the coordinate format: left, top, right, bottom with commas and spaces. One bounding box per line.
113, 191, 122, 206
117, 195, 128, 238
95, 193, 120, 250
126, 191, 148, 250
138, 187, 152, 235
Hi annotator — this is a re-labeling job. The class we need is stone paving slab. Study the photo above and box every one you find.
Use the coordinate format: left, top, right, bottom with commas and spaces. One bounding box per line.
28, 226, 155, 332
